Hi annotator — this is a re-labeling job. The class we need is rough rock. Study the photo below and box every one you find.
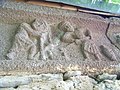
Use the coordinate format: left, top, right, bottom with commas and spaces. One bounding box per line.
94, 80, 120, 90
97, 73, 117, 82
0, 76, 32, 88
63, 71, 81, 79
0, 71, 95, 90
0, 71, 120, 90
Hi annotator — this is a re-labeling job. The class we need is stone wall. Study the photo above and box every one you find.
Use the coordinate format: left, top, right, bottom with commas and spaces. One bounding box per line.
0, 71, 120, 90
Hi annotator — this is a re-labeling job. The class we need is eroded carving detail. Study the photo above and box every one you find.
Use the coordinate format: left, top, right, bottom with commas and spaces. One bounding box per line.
57, 21, 82, 60
7, 19, 55, 60
75, 29, 102, 60
57, 21, 102, 61
7, 23, 36, 60
99, 45, 117, 61
58, 21, 74, 32
107, 25, 120, 51
57, 21, 76, 43
113, 32, 120, 45
6, 20, 118, 61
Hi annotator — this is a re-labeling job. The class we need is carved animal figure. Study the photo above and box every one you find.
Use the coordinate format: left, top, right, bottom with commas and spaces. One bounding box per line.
99, 45, 117, 61
79, 29, 102, 60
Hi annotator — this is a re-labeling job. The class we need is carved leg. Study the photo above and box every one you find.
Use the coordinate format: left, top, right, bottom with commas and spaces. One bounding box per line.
84, 51, 91, 60
28, 44, 37, 60
40, 33, 49, 60
6, 37, 21, 60
84, 41, 92, 60
44, 44, 53, 60
42, 45, 53, 60
6, 52, 16, 60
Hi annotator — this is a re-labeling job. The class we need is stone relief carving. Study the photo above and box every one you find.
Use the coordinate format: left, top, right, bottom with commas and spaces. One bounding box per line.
57, 21, 76, 43
74, 28, 103, 61
7, 23, 36, 60
7, 19, 56, 60
57, 21, 83, 60
57, 21, 102, 61
6, 20, 118, 61
79, 30, 102, 60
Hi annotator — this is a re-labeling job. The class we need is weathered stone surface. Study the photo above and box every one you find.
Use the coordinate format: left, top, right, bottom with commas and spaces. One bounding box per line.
0, 71, 95, 90
94, 80, 120, 90
0, 71, 120, 90
97, 73, 117, 81
63, 71, 81, 80
0, 76, 32, 88
0, 73, 63, 88
1, 1, 120, 90
0, 60, 120, 77
0, 0, 120, 75
107, 18, 120, 61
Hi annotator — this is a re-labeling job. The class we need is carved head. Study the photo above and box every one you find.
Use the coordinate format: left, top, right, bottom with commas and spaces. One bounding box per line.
58, 21, 74, 32
84, 29, 91, 39
32, 19, 49, 32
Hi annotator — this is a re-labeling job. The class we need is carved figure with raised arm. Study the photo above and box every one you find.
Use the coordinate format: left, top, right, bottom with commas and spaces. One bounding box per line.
7, 19, 52, 60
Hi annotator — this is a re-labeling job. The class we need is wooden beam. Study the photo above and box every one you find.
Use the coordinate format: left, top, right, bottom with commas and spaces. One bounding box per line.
16, 0, 120, 17
16, 0, 25, 2
78, 9, 120, 17
27, 0, 77, 11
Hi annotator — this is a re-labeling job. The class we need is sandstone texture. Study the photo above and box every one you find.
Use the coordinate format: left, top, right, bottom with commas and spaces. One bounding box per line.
0, 0, 120, 78
1, 0, 120, 90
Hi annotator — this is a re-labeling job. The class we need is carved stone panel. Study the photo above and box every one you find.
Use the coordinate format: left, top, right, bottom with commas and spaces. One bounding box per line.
1, 2, 120, 75
5, 19, 120, 61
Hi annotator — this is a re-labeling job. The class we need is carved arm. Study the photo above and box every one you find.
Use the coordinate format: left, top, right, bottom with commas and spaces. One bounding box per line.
21, 23, 41, 37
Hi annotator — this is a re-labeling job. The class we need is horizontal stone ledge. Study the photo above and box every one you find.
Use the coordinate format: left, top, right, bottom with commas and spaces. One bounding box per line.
0, 60, 119, 76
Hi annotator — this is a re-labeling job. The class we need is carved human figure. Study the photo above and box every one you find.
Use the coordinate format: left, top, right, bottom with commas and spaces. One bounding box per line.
7, 19, 53, 60
57, 21, 83, 60
57, 21, 104, 61
6, 23, 36, 60
57, 21, 117, 61
20, 19, 53, 60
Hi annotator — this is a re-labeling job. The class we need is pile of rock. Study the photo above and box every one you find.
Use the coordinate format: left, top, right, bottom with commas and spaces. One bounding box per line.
0, 71, 120, 90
